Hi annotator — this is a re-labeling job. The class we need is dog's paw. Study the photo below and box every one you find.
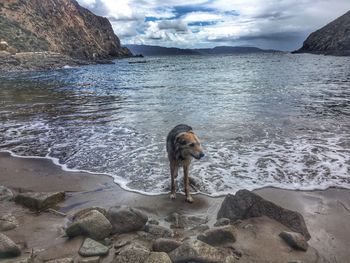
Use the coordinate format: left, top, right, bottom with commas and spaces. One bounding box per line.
185, 195, 194, 203
170, 193, 176, 200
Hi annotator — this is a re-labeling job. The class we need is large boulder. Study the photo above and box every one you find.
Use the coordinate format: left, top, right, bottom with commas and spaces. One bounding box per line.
79, 238, 109, 257
0, 214, 18, 231
0, 186, 14, 201
279, 231, 309, 251
106, 206, 148, 234
217, 190, 311, 240
66, 210, 112, 240
152, 238, 182, 253
14, 191, 65, 211
168, 239, 230, 263
0, 233, 21, 258
197, 225, 237, 246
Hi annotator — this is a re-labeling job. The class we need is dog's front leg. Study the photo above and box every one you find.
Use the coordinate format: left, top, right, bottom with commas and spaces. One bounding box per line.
170, 161, 178, 199
183, 160, 193, 203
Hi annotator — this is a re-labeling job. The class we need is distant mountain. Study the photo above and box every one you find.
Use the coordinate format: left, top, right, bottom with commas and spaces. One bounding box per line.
126, 44, 281, 56
126, 44, 199, 56
294, 10, 350, 56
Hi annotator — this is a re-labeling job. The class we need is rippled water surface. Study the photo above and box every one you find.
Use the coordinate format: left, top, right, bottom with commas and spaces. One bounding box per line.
1, 53, 350, 195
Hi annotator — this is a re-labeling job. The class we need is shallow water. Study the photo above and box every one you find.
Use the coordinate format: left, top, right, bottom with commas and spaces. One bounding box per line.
1, 53, 350, 196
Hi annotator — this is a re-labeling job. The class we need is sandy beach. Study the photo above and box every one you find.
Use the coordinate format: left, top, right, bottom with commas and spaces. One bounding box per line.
1, 151, 350, 262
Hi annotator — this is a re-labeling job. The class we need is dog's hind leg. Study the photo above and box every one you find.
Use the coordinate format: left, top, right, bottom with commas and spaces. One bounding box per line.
170, 161, 178, 199
183, 160, 193, 203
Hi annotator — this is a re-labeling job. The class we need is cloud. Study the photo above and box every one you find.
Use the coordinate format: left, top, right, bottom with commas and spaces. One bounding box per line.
77, 0, 350, 50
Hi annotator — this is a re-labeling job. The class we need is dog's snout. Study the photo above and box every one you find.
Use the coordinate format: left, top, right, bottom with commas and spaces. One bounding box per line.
199, 152, 205, 159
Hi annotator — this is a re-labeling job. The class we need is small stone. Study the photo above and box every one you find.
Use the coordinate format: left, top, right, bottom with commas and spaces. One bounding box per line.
78, 256, 100, 263
214, 218, 230, 227
0, 186, 14, 201
15, 191, 65, 211
197, 225, 237, 246
66, 210, 112, 240
145, 252, 172, 263
144, 224, 173, 238
279, 231, 308, 251
0, 233, 21, 258
152, 238, 182, 253
79, 238, 109, 257
148, 218, 159, 225
107, 206, 148, 234
46, 258, 74, 263
0, 215, 19, 231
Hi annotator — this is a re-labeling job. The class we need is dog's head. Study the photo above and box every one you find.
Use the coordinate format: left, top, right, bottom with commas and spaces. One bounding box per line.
175, 131, 205, 160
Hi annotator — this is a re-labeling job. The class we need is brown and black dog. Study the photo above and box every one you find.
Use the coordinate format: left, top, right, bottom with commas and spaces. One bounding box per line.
166, 124, 205, 203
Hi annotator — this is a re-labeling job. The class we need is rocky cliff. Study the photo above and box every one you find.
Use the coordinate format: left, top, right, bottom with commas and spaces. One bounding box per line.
0, 0, 131, 60
294, 10, 350, 56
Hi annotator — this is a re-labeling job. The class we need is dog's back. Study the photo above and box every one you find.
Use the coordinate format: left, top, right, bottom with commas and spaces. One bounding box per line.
166, 124, 192, 158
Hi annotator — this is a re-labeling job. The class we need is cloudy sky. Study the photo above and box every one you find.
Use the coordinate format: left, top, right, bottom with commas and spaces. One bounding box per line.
77, 0, 350, 51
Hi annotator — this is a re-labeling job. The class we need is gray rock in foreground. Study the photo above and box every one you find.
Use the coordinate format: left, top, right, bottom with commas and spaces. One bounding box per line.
197, 225, 237, 246
217, 190, 311, 240
279, 231, 309, 251
152, 238, 182, 253
144, 224, 173, 238
107, 206, 148, 234
79, 238, 109, 257
0, 186, 14, 201
145, 252, 172, 263
14, 191, 65, 211
0, 233, 21, 258
0, 214, 18, 231
168, 239, 230, 263
66, 210, 112, 240
114, 244, 150, 263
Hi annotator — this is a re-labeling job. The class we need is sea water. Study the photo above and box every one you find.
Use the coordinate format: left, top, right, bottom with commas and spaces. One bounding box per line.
1, 53, 350, 196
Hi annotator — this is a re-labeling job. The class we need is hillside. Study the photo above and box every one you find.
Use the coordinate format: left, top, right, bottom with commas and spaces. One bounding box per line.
294, 10, 350, 56
0, 0, 131, 60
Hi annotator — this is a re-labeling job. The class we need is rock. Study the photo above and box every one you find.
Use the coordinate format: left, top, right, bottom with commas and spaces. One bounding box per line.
144, 224, 173, 238
0, 186, 14, 201
214, 218, 230, 227
152, 238, 182, 253
191, 224, 210, 232
107, 206, 148, 234
0, 41, 9, 51
197, 225, 237, 246
66, 210, 112, 240
72, 207, 107, 220
0, 215, 18, 231
79, 238, 109, 257
0, 233, 21, 258
145, 252, 172, 263
217, 190, 311, 240
14, 191, 65, 211
168, 239, 228, 263
78, 256, 100, 263
46, 258, 74, 263
114, 245, 149, 263
148, 218, 159, 225
279, 231, 309, 251
165, 212, 208, 229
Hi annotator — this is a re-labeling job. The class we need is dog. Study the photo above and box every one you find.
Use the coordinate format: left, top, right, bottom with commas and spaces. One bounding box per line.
166, 124, 205, 203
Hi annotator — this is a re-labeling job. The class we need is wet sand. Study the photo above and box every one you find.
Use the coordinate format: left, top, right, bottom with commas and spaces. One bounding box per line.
1, 151, 350, 262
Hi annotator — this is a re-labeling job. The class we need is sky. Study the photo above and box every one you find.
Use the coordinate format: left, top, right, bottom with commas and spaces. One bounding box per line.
77, 0, 350, 51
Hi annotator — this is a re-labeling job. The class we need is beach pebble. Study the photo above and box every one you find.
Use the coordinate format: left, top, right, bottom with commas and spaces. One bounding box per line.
79, 238, 109, 257
0, 214, 19, 231
0, 186, 14, 201
197, 225, 237, 246
145, 252, 172, 263
107, 206, 148, 234
66, 210, 112, 240
14, 191, 65, 211
168, 239, 228, 263
214, 218, 230, 227
144, 224, 173, 238
279, 231, 309, 251
0, 233, 21, 258
217, 190, 311, 240
152, 238, 182, 253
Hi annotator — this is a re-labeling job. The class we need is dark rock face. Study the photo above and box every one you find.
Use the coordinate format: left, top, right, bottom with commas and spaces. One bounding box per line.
0, 0, 131, 60
294, 10, 350, 56
0, 233, 21, 258
107, 206, 148, 234
217, 190, 311, 240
